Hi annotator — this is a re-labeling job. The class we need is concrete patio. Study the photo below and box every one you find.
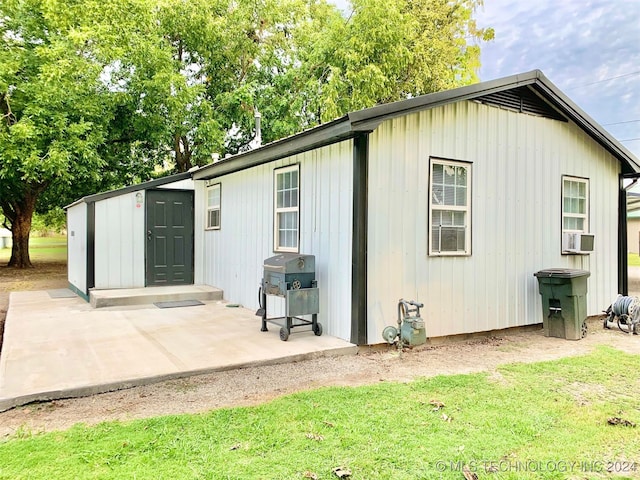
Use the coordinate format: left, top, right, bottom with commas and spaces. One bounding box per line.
0, 289, 356, 412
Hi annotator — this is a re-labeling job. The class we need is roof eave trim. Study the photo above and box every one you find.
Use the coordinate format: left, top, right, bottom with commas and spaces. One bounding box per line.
348, 70, 542, 130
193, 117, 363, 180
532, 75, 640, 174
64, 171, 193, 208
174, 68, 640, 182
193, 73, 548, 181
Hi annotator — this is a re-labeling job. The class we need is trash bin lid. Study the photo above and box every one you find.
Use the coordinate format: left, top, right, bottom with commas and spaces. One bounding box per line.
534, 268, 590, 278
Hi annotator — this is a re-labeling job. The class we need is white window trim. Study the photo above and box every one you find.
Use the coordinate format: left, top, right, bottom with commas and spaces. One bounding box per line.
274, 164, 299, 253
205, 183, 221, 230
561, 175, 589, 234
428, 158, 472, 256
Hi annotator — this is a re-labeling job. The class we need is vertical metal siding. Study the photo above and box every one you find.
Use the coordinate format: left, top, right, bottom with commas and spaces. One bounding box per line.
66, 203, 87, 294
367, 101, 620, 343
196, 141, 354, 341
94, 192, 145, 289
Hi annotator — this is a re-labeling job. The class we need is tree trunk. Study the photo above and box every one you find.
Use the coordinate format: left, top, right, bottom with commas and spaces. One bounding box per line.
174, 133, 193, 173
1, 181, 46, 269
6, 194, 37, 269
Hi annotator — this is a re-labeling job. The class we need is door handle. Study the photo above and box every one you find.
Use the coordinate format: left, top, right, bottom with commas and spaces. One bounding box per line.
147, 230, 152, 240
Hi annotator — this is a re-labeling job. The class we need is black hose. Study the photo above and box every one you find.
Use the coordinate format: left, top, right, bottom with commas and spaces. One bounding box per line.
612, 296, 633, 316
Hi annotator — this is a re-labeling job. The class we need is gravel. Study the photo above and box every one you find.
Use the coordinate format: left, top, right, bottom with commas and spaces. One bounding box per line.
1, 317, 639, 437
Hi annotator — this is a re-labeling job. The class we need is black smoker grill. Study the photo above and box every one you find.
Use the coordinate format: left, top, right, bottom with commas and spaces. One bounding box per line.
256, 253, 322, 341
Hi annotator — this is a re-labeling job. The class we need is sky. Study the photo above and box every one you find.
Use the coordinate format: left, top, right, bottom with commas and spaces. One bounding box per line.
330, 0, 640, 158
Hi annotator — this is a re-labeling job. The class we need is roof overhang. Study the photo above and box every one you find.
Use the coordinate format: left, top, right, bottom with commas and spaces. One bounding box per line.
192, 116, 377, 180
64, 171, 193, 209
347, 71, 546, 129
529, 73, 640, 175
348, 70, 639, 174
154, 70, 640, 182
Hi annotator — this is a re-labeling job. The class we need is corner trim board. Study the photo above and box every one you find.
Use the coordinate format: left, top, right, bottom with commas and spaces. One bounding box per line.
619, 174, 630, 294
86, 202, 95, 293
351, 134, 369, 345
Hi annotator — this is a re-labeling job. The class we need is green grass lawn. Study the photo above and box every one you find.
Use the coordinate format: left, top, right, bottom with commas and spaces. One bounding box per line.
1, 346, 639, 479
0, 235, 66, 263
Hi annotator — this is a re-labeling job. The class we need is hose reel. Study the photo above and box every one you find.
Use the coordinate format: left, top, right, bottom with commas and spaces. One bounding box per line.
603, 295, 640, 335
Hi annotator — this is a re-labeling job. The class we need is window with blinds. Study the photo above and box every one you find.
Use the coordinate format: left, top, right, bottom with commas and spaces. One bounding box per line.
206, 183, 221, 230
429, 158, 472, 255
562, 176, 589, 233
274, 165, 299, 252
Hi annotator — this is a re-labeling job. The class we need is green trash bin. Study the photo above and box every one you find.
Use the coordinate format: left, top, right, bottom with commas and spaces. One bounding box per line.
534, 268, 590, 340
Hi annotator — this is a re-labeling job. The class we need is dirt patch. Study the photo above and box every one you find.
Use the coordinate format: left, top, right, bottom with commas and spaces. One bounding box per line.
1, 317, 640, 437
0, 262, 68, 355
563, 382, 610, 406
1, 265, 640, 437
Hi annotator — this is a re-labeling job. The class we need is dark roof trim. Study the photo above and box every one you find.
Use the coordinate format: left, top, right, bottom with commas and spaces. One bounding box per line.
530, 75, 640, 174
193, 117, 371, 180
156, 70, 640, 182
347, 71, 543, 129
348, 70, 639, 173
65, 171, 192, 209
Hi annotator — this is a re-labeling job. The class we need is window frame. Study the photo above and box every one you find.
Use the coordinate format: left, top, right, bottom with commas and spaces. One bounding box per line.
428, 157, 472, 256
561, 175, 589, 235
273, 164, 300, 253
205, 183, 221, 230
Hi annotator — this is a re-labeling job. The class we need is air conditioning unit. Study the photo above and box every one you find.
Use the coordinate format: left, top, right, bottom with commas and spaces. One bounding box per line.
562, 232, 594, 254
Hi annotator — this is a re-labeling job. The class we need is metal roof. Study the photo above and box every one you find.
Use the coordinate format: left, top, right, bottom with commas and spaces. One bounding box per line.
628, 191, 640, 214
64, 171, 192, 209
193, 70, 640, 180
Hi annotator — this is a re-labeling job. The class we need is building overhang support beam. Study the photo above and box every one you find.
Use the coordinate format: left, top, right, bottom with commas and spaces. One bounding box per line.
351, 133, 369, 345
619, 173, 640, 295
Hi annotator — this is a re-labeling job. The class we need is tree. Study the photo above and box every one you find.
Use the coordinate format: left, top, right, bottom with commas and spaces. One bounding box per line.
0, 0, 492, 268
0, 0, 118, 267
270, 0, 494, 124
110, 0, 312, 170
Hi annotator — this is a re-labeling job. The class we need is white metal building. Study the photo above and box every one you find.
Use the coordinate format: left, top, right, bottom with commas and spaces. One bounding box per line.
67, 70, 639, 345
191, 70, 639, 344
66, 173, 194, 300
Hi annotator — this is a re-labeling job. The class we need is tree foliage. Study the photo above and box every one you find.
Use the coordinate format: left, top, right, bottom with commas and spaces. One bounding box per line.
283, 0, 494, 123
0, 0, 117, 266
0, 0, 492, 267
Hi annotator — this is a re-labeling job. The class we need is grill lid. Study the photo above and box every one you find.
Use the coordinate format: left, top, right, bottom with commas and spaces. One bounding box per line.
263, 253, 315, 274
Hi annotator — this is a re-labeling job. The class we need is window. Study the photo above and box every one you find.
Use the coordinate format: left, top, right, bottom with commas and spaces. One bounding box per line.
429, 158, 471, 255
206, 183, 221, 229
562, 176, 589, 233
274, 165, 299, 252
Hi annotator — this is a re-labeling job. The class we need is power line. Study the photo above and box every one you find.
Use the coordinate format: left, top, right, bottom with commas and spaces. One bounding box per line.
566, 71, 640, 90
602, 120, 640, 126
620, 138, 640, 142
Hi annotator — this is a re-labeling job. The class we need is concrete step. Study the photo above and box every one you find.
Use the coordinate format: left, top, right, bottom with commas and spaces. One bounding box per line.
90, 285, 223, 308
